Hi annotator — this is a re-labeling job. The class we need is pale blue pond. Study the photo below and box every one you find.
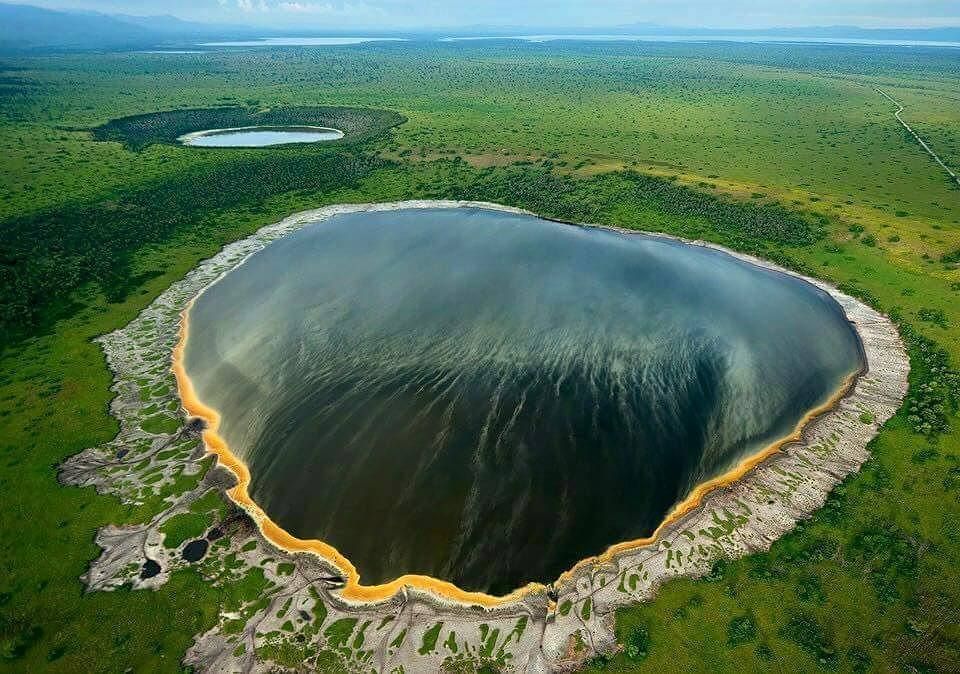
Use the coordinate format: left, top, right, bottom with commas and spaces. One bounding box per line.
179, 126, 344, 148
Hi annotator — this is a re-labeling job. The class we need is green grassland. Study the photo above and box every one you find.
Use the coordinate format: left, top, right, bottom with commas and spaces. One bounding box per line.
0, 41, 959, 672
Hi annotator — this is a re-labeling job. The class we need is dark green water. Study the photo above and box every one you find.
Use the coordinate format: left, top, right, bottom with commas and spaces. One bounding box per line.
184, 207, 863, 593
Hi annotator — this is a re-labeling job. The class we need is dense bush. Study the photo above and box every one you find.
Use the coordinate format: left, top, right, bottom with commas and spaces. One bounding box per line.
939, 248, 960, 264
918, 307, 949, 328
417, 162, 823, 249
0, 148, 385, 347
726, 614, 758, 647
848, 524, 919, 603
778, 611, 838, 669
623, 625, 650, 661
896, 321, 960, 437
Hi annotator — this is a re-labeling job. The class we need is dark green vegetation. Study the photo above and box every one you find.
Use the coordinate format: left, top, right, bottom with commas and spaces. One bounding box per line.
0, 40, 959, 672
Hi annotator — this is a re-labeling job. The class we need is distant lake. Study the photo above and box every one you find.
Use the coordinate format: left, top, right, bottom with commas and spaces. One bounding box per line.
441, 34, 960, 48
178, 126, 344, 148
198, 37, 407, 47
184, 207, 863, 593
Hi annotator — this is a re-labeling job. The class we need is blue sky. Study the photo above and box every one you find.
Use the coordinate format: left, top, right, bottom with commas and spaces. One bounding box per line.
24, 0, 960, 29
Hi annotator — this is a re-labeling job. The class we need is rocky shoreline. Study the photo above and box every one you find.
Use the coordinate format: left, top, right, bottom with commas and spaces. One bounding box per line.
60, 200, 910, 672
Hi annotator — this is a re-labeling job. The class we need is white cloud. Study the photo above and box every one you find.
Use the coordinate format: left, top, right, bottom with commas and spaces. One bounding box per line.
234, 0, 268, 12
278, 2, 332, 11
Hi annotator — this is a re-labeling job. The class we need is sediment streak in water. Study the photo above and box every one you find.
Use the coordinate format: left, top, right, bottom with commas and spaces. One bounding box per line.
176, 206, 865, 599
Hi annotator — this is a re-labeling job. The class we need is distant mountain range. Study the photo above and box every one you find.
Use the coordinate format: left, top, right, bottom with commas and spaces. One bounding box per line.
0, 1, 958, 52
0, 3, 256, 51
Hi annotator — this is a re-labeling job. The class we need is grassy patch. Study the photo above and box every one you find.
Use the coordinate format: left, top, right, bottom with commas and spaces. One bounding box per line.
159, 512, 211, 549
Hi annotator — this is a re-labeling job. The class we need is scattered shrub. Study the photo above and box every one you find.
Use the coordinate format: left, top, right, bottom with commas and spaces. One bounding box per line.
917, 307, 948, 328
779, 612, 838, 669
624, 625, 650, 661
727, 614, 757, 647
941, 248, 960, 264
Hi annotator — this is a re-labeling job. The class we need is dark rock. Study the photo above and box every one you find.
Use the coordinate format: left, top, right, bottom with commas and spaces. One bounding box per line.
206, 527, 223, 541
218, 508, 257, 536
185, 417, 207, 435
203, 466, 239, 491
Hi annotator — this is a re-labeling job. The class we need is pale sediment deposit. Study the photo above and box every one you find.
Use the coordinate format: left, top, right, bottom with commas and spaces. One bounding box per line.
61, 200, 909, 672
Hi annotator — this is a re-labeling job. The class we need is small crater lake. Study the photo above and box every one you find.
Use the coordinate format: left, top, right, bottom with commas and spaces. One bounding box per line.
183, 207, 864, 594
178, 126, 344, 147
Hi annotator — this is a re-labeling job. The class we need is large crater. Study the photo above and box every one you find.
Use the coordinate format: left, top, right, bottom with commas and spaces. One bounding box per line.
182, 207, 864, 594
91, 105, 404, 151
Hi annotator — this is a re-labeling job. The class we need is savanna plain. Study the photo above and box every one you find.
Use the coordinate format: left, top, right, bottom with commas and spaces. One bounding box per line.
1, 39, 960, 672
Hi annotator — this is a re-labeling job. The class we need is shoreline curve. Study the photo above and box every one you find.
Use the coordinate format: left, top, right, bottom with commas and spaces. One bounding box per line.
177, 125, 345, 146
171, 201, 871, 608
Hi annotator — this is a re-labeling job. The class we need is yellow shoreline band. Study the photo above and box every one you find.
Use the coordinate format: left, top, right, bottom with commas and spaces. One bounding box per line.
172, 300, 858, 607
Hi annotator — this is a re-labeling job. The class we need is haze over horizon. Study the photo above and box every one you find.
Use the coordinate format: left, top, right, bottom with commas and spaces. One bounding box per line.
15, 0, 960, 30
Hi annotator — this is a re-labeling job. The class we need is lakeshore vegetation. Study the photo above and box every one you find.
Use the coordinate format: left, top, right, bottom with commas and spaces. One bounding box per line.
0, 40, 959, 672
